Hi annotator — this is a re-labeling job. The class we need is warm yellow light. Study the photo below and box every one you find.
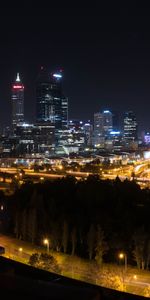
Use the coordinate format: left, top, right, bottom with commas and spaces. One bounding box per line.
133, 275, 137, 279
119, 253, 124, 259
43, 239, 49, 245
19, 247, 23, 252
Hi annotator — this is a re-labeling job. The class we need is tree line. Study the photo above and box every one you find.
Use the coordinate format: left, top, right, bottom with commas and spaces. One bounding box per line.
3, 175, 150, 269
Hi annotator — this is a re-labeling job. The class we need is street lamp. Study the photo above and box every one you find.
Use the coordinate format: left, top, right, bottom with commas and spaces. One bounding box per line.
119, 252, 127, 271
43, 239, 49, 253
19, 247, 23, 259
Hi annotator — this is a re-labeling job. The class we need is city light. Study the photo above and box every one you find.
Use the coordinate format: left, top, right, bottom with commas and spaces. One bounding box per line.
53, 73, 62, 78
13, 85, 24, 89
103, 110, 110, 113
110, 131, 120, 135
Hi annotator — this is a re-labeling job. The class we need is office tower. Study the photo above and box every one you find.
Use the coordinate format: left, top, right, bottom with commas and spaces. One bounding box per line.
36, 69, 68, 130
67, 119, 93, 146
62, 97, 68, 129
94, 110, 113, 146
123, 111, 138, 142
12, 73, 24, 129
14, 123, 55, 155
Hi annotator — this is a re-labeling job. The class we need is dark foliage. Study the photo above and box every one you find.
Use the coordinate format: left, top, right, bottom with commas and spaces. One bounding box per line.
28, 252, 60, 273
4, 175, 150, 268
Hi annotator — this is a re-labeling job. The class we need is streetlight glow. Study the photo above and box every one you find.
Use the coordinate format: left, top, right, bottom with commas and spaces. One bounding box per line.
44, 239, 48, 245
119, 253, 124, 259
119, 252, 127, 271
43, 238, 49, 252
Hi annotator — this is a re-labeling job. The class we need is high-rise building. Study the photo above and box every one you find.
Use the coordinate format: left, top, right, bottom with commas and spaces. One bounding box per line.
14, 123, 55, 155
123, 111, 138, 142
12, 73, 24, 129
36, 69, 68, 130
94, 110, 113, 146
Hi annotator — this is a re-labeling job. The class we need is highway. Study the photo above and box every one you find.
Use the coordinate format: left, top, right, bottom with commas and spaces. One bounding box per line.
1, 160, 150, 188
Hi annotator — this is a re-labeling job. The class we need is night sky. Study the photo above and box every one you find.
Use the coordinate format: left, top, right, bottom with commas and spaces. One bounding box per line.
1, 2, 150, 133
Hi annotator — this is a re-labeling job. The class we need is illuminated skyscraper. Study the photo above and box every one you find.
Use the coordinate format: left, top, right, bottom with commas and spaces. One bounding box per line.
94, 110, 113, 145
123, 111, 138, 141
36, 69, 68, 130
12, 73, 24, 129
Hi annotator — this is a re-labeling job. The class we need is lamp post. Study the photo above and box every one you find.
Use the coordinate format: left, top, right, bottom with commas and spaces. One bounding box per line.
19, 247, 23, 259
119, 252, 127, 271
43, 239, 49, 253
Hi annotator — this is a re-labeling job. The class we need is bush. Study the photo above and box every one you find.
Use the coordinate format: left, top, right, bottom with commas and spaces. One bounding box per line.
28, 252, 61, 273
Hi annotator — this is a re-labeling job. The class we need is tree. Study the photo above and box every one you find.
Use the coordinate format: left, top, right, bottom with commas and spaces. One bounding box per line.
51, 221, 61, 252
39, 253, 61, 273
96, 266, 126, 292
145, 240, 150, 270
27, 208, 37, 244
62, 220, 69, 253
87, 224, 95, 260
133, 227, 148, 269
29, 252, 61, 273
95, 226, 108, 266
14, 211, 20, 239
28, 253, 39, 266
21, 209, 27, 240
71, 227, 77, 256
143, 285, 150, 298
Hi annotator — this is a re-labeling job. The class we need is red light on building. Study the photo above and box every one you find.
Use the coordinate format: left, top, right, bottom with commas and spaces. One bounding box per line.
13, 85, 24, 89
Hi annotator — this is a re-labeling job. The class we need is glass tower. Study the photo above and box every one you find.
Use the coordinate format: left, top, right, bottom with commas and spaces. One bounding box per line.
94, 110, 113, 138
36, 69, 68, 130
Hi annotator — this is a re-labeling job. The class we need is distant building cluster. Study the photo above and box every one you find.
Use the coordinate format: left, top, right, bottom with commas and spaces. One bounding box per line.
0, 70, 149, 157
94, 110, 138, 151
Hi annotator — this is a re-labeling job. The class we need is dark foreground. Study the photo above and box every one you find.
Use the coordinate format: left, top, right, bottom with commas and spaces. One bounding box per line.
0, 256, 146, 300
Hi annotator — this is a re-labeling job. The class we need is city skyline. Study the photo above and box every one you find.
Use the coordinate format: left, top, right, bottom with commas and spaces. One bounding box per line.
1, 3, 150, 132
0, 70, 146, 134
2, 66, 147, 136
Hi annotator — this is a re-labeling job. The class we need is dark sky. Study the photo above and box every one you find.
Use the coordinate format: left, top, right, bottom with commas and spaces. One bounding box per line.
1, 2, 150, 132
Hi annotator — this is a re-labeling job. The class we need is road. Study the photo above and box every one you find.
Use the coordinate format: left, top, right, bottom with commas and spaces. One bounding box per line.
0, 167, 91, 181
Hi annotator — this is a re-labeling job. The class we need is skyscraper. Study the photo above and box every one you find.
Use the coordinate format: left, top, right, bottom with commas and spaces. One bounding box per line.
94, 110, 113, 146
123, 111, 138, 142
36, 69, 68, 130
12, 73, 24, 129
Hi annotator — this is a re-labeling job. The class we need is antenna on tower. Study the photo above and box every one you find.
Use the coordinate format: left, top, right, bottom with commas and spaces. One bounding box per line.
16, 73, 20, 82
